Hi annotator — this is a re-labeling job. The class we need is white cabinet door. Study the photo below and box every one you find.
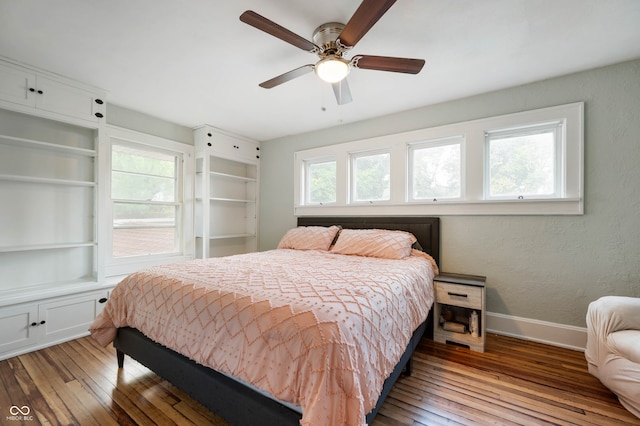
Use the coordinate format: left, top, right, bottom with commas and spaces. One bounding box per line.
197, 127, 260, 163
0, 303, 41, 355
0, 61, 36, 108
36, 76, 105, 123
0, 59, 106, 124
38, 291, 109, 345
213, 135, 259, 163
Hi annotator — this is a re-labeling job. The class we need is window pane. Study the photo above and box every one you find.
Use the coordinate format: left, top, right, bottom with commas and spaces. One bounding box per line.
113, 202, 176, 223
488, 130, 555, 198
353, 152, 390, 202
412, 143, 461, 199
308, 160, 336, 204
112, 145, 176, 201
111, 143, 180, 259
112, 202, 177, 257
113, 228, 177, 257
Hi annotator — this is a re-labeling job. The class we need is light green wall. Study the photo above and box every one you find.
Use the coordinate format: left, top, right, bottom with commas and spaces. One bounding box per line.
259, 59, 640, 328
107, 104, 193, 144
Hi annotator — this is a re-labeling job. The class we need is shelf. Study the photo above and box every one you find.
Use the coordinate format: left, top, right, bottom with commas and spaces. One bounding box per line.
435, 326, 483, 344
0, 174, 96, 187
208, 171, 256, 182
0, 134, 96, 157
0, 242, 97, 253
203, 197, 256, 203
207, 233, 256, 240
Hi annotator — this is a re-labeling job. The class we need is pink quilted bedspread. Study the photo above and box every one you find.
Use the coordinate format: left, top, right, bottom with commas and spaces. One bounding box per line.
90, 249, 437, 426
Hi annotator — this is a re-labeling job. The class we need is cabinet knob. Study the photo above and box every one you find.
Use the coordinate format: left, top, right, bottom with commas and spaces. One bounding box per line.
256, 155, 260, 159
37, 90, 43, 95
95, 112, 104, 118
207, 133, 212, 137
40, 320, 46, 325
95, 98, 104, 105
256, 147, 260, 151
207, 142, 212, 147
30, 322, 37, 327
99, 297, 108, 303
29, 88, 36, 92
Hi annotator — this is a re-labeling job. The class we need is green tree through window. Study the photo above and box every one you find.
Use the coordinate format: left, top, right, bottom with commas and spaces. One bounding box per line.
308, 160, 336, 204
353, 152, 390, 201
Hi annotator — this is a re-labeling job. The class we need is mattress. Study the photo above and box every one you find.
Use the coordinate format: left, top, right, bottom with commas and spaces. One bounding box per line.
90, 248, 437, 426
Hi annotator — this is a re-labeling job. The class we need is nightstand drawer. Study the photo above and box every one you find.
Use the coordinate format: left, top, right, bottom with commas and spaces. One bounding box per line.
435, 281, 482, 309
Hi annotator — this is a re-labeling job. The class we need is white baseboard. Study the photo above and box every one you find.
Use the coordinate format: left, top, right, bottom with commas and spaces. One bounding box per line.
486, 312, 587, 352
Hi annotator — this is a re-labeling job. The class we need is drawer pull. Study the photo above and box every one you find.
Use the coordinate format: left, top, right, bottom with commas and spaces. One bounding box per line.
448, 292, 468, 298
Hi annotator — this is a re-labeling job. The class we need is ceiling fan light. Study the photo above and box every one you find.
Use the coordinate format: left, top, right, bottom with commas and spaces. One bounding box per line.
315, 56, 350, 83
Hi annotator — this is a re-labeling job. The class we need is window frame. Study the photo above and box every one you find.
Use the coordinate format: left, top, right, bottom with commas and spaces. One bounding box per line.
304, 157, 337, 206
102, 126, 194, 277
484, 121, 564, 200
293, 102, 583, 216
408, 135, 465, 203
349, 148, 392, 204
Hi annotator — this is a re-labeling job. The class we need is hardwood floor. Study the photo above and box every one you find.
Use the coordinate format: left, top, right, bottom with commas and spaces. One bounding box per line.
1, 334, 637, 426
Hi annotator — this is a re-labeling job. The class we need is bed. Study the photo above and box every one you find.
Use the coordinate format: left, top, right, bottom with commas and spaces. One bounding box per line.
90, 216, 440, 426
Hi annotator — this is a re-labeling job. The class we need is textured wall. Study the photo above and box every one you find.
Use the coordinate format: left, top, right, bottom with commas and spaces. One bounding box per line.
259, 59, 640, 328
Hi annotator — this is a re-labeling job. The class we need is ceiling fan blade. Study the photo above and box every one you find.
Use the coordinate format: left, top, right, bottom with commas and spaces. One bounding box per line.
337, 0, 397, 49
240, 10, 320, 53
259, 64, 315, 89
351, 55, 425, 74
332, 79, 353, 105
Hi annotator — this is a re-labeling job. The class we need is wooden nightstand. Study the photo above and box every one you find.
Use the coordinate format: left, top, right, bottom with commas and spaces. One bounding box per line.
433, 272, 486, 352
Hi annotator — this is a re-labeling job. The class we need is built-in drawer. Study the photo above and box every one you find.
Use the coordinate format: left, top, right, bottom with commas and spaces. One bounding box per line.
435, 281, 483, 310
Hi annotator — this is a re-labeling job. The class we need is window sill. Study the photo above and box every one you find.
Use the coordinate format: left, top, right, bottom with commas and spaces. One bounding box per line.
294, 198, 583, 216
105, 254, 194, 277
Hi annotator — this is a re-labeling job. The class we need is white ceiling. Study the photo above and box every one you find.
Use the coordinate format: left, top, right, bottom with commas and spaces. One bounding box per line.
1, 0, 639, 141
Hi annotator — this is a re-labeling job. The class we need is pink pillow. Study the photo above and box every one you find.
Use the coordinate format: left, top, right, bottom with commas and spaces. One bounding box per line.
331, 229, 417, 259
277, 226, 341, 251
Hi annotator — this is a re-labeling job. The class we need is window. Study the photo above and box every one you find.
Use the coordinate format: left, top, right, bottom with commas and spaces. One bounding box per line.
409, 137, 463, 201
111, 144, 180, 257
485, 123, 561, 199
105, 126, 194, 277
351, 151, 390, 202
293, 102, 583, 215
306, 159, 336, 204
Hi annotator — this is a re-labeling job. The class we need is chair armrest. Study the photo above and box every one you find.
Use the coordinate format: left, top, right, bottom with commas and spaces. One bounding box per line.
587, 296, 640, 335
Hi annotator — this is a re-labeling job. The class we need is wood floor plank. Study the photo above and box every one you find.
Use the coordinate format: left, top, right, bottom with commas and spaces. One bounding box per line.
17, 350, 78, 425
1, 333, 638, 426
45, 342, 121, 425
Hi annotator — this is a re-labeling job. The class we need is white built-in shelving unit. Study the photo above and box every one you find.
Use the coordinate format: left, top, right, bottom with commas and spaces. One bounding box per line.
0, 56, 110, 360
194, 125, 260, 258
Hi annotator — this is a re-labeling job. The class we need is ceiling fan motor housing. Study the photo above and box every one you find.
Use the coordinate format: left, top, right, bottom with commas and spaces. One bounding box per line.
313, 22, 346, 56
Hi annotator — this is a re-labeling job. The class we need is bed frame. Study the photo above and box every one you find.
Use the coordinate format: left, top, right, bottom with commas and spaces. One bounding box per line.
113, 216, 440, 425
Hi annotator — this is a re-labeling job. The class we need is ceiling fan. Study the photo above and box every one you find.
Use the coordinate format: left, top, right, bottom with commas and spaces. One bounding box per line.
239, 0, 425, 105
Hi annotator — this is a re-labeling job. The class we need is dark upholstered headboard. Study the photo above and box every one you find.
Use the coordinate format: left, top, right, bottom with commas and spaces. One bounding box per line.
297, 216, 440, 267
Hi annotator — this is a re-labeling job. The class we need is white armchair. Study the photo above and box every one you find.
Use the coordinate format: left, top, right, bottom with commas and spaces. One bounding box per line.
585, 296, 640, 418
